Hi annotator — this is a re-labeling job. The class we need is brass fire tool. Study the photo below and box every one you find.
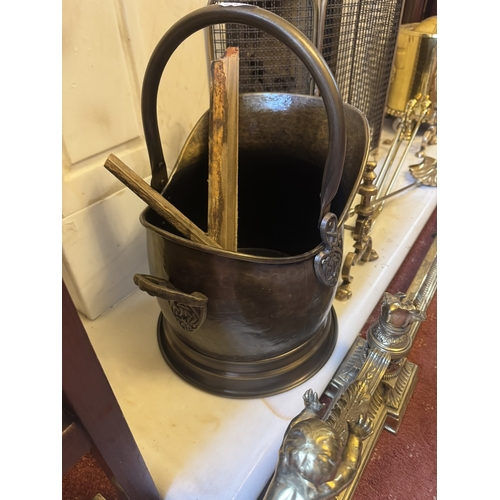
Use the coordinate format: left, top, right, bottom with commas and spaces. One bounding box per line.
372, 94, 432, 223
336, 17, 437, 303
263, 236, 437, 500
337, 93, 436, 301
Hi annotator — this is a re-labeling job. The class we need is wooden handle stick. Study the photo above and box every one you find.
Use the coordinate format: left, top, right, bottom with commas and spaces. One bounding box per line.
208, 47, 239, 252
104, 154, 222, 249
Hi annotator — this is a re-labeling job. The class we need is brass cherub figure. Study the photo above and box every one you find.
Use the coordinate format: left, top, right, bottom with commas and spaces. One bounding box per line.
263, 389, 372, 500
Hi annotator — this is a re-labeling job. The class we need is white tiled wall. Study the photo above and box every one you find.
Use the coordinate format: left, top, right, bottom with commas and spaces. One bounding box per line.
62, 0, 210, 319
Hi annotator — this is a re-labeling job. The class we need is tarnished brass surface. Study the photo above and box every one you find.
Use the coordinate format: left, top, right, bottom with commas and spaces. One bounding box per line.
156, 308, 338, 399
172, 94, 370, 228
135, 3, 371, 397
263, 237, 437, 499
140, 99, 368, 396
140, 94, 369, 397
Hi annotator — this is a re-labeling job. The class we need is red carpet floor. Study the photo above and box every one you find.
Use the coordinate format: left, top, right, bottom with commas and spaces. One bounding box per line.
63, 453, 120, 500
62, 209, 437, 500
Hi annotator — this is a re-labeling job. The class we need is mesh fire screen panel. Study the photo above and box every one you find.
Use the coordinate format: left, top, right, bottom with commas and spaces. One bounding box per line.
208, 0, 316, 94
321, 1, 403, 151
208, 1, 403, 151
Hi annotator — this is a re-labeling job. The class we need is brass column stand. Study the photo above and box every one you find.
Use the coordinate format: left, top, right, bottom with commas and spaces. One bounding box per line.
335, 161, 379, 301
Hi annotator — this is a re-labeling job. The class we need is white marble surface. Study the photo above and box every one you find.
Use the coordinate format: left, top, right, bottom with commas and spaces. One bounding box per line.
82, 125, 437, 500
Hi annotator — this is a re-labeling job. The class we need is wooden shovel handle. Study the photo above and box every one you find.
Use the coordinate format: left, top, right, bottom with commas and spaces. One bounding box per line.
104, 154, 221, 249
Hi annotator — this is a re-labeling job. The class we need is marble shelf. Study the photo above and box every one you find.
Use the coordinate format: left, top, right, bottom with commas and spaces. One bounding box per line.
82, 123, 437, 500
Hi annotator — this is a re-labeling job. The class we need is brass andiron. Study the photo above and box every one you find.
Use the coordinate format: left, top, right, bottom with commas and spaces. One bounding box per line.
263, 237, 437, 500
365, 292, 426, 433
262, 388, 374, 500
262, 347, 394, 500
335, 161, 379, 301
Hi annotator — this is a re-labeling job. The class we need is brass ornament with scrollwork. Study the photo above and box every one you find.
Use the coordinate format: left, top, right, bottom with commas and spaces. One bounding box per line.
314, 212, 343, 288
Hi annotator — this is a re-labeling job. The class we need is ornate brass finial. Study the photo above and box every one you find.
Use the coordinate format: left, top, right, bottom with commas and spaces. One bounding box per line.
363, 291, 427, 433
367, 292, 426, 369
